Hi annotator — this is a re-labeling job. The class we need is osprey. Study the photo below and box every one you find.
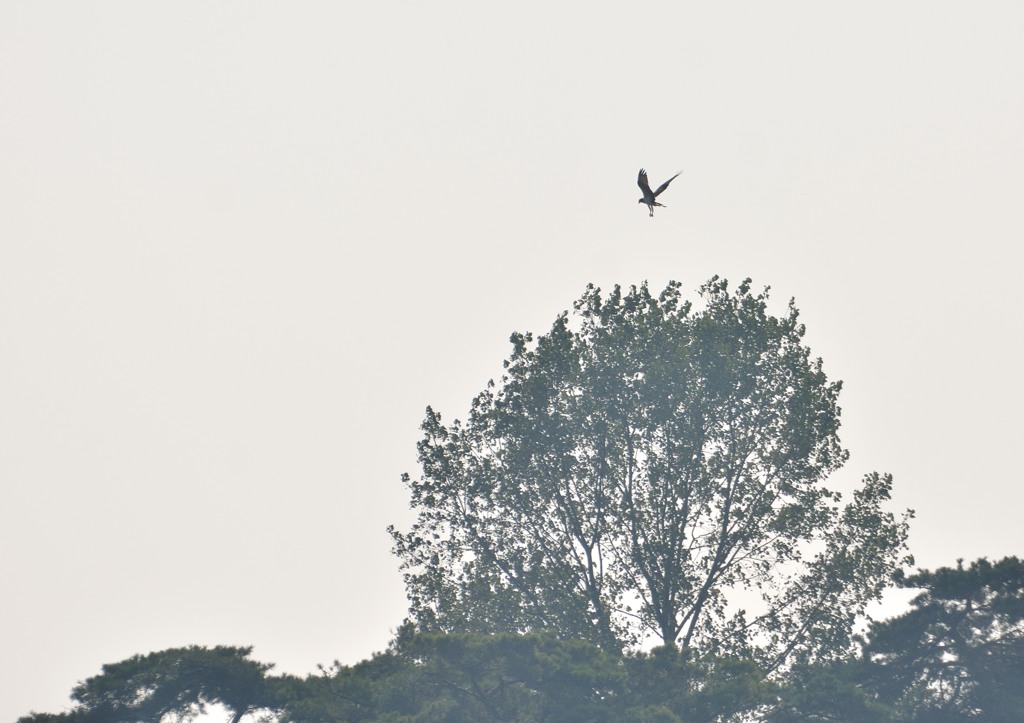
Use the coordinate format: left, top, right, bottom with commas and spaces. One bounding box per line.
637, 168, 681, 217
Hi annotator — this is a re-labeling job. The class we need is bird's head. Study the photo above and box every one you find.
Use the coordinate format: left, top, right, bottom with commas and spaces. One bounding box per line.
637, 198, 645, 204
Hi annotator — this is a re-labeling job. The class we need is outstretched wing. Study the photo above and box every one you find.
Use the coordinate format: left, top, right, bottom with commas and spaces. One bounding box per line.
637, 168, 654, 197
653, 171, 681, 197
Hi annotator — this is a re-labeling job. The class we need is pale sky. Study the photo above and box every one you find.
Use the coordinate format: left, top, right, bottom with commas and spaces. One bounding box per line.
2, 2, 1022, 720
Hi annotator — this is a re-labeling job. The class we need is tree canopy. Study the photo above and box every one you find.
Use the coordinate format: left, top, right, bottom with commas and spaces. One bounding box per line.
18, 646, 284, 723
21, 276, 950, 723
861, 556, 1024, 720
22, 560, 1024, 722
391, 277, 912, 666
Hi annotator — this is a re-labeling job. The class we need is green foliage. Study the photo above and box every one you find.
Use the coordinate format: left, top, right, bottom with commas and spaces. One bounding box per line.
862, 557, 1024, 721
279, 649, 416, 723
398, 631, 624, 722
765, 659, 896, 721
28, 581, 1022, 723
17, 645, 283, 723
280, 631, 623, 723
391, 277, 912, 666
623, 644, 773, 721
281, 630, 774, 723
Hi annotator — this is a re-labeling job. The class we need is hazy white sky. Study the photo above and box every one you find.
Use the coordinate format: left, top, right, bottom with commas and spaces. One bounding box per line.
2, 2, 1022, 719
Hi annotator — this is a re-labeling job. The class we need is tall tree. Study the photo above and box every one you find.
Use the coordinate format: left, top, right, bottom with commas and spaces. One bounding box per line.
862, 557, 1024, 721
391, 277, 912, 666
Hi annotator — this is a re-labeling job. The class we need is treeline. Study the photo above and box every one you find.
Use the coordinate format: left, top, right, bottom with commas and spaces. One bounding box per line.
21, 279, 1023, 721
19, 557, 1024, 722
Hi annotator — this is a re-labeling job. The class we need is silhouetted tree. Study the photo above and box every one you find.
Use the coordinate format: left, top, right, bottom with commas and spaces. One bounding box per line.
391, 278, 912, 667
862, 557, 1024, 721
18, 646, 283, 723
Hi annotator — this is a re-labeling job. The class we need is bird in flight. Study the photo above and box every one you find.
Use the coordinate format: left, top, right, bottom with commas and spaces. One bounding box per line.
637, 168, 681, 217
